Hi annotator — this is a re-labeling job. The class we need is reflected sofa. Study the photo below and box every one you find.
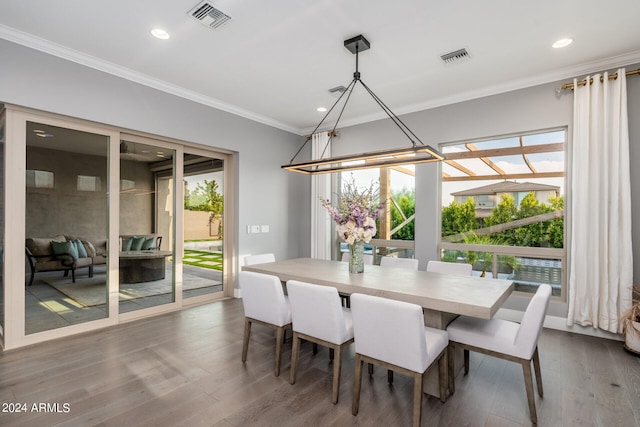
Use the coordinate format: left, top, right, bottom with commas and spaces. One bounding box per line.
25, 235, 107, 286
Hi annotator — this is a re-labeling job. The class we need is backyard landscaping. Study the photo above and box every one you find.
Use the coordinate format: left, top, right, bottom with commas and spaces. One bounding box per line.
183, 249, 223, 271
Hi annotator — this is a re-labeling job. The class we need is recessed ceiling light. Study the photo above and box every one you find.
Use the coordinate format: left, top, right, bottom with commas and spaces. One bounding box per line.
552, 38, 573, 49
151, 28, 170, 40
317, 107, 327, 112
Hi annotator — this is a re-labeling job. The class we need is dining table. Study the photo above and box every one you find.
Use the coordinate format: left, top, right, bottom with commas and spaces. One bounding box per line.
242, 257, 514, 398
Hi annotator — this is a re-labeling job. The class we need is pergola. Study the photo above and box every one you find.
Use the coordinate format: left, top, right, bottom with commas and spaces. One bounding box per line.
377, 132, 565, 239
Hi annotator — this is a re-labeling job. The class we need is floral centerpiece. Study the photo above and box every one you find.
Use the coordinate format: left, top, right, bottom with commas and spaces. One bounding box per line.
321, 179, 384, 273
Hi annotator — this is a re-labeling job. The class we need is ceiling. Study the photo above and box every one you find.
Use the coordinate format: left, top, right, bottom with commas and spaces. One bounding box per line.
2, 0, 640, 135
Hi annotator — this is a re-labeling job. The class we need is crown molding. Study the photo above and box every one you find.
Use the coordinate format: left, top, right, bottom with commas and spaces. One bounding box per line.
4, 24, 639, 138
0, 24, 302, 135
302, 50, 640, 134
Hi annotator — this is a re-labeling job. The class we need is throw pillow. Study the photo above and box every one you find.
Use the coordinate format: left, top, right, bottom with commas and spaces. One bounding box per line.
74, 239, 88, 258
131, 236, 146, 251
82, 240, 97, 257
122, 237, 133, 252
141, 237, 156, 250
51, 241, 79, 260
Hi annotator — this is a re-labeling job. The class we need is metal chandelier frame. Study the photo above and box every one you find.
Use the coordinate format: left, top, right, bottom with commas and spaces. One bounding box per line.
282, 34, 444, 175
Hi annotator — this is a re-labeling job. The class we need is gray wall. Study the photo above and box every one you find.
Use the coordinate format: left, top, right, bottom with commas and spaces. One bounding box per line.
0, 39, 311, 278
120, 159, 155, 235
3, 37, 638, 312
336, 65, 640, 318
26, 146, 108, 242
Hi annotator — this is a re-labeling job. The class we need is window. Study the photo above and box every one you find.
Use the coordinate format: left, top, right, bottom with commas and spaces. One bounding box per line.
440, 128, 566, 297
26, 170, 54, 188
339, 165, 416, 262
77, 175, 102, 191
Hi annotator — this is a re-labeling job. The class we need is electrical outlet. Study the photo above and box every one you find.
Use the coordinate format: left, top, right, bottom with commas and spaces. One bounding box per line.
251, 225, 261, 233
261, 225, 269, 233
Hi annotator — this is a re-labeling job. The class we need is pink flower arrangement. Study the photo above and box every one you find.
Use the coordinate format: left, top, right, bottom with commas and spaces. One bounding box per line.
321, 179, 384, 245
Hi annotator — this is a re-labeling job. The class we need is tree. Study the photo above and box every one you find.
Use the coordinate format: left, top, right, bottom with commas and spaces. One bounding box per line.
546, 195, 564, 248
484, 194, 518, 244
184, 179, 224, 236
390, 188, 415, 240
514, 192, 554, 247
185, 179, 223, 215
441, 198, 478, 237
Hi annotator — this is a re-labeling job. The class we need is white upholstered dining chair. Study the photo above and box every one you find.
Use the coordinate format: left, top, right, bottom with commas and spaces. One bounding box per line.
426, 260, 473, 276
286, 280, 354, 404
243, 253, 276, 266
376, 255, 420, 381
447, 284, 552, 424
379, 256, 419, 270
238, 271, 291, 377
350, 293, 449, 427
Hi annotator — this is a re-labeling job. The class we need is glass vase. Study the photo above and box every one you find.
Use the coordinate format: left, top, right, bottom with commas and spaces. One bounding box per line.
349, 241, 365, 274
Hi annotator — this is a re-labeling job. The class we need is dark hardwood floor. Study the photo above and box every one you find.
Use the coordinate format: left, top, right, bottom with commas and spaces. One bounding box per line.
1, 298, 639, 426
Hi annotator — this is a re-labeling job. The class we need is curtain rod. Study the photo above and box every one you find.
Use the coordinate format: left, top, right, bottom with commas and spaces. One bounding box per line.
304, 131, 338, 141
559, 68, 640, 91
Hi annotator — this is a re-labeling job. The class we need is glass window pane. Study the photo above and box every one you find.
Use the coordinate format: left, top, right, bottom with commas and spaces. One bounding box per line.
440, 128, 566, 296
119, 140, 175, 313
25, 122, 108, 334
182, 153, 225, 299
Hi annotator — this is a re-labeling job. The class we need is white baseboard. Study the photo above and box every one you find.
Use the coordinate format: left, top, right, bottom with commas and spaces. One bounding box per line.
496, 308, 623, 342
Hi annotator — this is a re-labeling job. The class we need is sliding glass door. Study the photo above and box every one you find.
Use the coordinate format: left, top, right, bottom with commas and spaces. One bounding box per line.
0, 110, 4, 338
182, 151, 225, 299
24, 121, 109, 334
2, 104, 234, 350
119, 138, 175, 313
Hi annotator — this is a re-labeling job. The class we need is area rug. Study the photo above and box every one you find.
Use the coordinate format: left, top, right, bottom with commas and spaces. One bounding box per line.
45, 273, 219, 307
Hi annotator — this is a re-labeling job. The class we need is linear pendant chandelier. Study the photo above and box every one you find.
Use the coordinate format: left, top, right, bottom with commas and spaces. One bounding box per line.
282, 35, 444, 175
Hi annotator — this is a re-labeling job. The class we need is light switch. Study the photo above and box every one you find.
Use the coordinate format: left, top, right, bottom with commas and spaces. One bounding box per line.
251, 225, 261, 233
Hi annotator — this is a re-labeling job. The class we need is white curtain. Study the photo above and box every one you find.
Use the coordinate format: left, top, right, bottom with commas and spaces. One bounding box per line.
568, 68, 633, 333
310, 132, 332, 259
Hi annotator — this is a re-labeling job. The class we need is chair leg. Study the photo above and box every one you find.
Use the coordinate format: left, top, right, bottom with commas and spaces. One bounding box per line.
368, 363, 374, 376
388, 370, 394, 384
522, 360, 538, 424
463, 349, 470, 374
274, 326, 285, 377
71, 268, 76, 283
331, 345, 342, 404
447, 345, 456, 395
352, 354, 363, 415
438, 352, 447, 403
290, 333, 301, 385
532, 347, 543, 397
89, 264, 94, 278
412, 372, 424, 427
241, 318, 252, 363
329, 348, 335, 361
312, 342, 318, 355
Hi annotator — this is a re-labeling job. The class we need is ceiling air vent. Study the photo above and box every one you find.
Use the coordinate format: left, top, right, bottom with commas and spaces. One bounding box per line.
440, 48, 470, 64
188, 2, 231, 29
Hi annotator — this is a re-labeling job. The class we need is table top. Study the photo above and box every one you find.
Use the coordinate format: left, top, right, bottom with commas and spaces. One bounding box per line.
242, 258, 514, 320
